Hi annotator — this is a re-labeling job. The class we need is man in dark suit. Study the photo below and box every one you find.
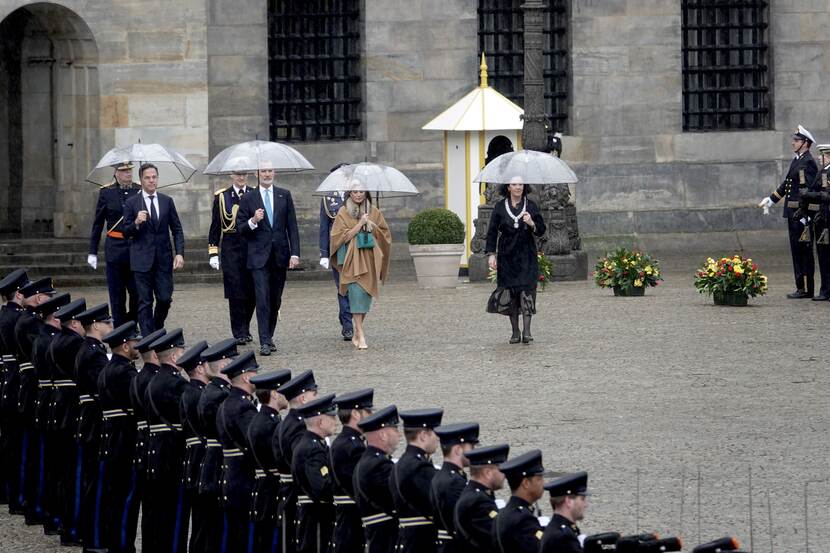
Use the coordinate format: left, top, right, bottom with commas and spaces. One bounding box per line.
208, 172, 256, 345
123, 163, 186, 334
88, 162, 141, 326
237, 166, 300, 355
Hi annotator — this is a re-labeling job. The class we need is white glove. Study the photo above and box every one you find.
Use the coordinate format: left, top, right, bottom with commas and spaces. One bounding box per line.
800, 217, 810, 226
87, 254, 98, 270
758, 197, 773, 215
319, 257, 330, 270
209, 256, 220, 270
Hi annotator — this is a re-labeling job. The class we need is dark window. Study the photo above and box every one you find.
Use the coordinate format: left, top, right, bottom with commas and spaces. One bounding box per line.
267, 0, 361, 142
682, 0, 770, 131
477, 0, 570, 134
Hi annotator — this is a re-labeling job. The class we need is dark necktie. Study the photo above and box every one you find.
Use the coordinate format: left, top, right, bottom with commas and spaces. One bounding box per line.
148, 195, 158, 225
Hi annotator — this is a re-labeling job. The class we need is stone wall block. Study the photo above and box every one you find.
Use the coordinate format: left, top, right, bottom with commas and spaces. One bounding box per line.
365, 0, 422, 21
674, 131, 782, 163
208, 0, 266, 26
570, 47, 630, 76
208, 85, 266, 118
207, 25, 267, 56
127, 94, 186, 127
366, 54, 423, 82
208, 55, 265, 87
127, 31, 187, 62
99, 61, 207, 95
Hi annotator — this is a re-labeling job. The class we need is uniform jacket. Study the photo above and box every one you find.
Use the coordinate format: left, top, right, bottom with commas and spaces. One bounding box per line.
89, 182, 141, 264
216, 385, 257, 509
196, 377, 230, 496
319, 192, 345, 258
97, 353, 138, 462
128, 362, 158, 471
122, 192, 185, 272
237, 185, 301, 269
246, 404, 281, 522
770, 151, 819, 218
74, 336, 108, 444
453, 480, 498, 553
491, 495, 543, 553
329, 425, 365, 553
48, 327, 85, 432
353, 445, 398, 553
0, 302, 24, 417
540, 513, 582, 553
430, 461, 467, 543
145, 363, 188, 478
208, 186, 255, 300
30, 326, 57, 430
180, 379, 206, 490
391, 444, 438, 552
292, 429, 335, 553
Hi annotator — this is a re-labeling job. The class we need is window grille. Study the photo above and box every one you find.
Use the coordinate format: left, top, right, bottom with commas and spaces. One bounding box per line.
477, 0, 570, 133
267, 0, 362, 142
682, 0, 770, 131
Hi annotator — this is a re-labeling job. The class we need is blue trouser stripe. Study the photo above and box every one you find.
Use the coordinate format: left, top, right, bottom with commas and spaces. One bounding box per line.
18, 430, 28, 505
70, 444, 83, 537
121, 468, 137, 549
247, 520, 256, 553
220, 511, 229, 553
172, 484, 185, 552
271, 524, 280, 553
93, 459, 106, 548
35, 433, 45, 515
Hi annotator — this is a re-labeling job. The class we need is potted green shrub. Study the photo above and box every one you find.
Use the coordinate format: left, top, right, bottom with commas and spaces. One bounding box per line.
593, 248, 662, 296
407, 208, 465, 288
693, 255, 768, 306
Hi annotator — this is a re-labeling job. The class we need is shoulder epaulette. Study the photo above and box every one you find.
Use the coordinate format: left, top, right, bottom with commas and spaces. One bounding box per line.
214, 187, 228, 196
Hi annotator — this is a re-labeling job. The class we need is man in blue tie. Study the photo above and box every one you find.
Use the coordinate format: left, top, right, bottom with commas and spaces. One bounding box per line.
237, 165, 301, 355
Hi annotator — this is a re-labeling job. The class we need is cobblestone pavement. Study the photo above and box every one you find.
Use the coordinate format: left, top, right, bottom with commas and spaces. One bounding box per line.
3, 252, 830, 552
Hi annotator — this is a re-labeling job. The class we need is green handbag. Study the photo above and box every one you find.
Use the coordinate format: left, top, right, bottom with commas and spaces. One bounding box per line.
356, 230, 375, 249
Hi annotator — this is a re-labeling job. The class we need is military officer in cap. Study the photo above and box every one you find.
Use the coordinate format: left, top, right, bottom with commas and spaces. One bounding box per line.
318, 165, 353, 341
97, 321, 142, 553
540, 472, 589, 553
128, 326, 166, 540
216, 350, 261, 552
247, 368, 292, 553
144, 328, 190, 553
0, 268, 28, 513
392, 408, 445, 553
330, 388, 374, 553
275, 369, 319, 553
492, 449, 546, 553
453, 443, 509, 553
177, 340, 210, 553
431, 422, 480, 553
28, 292, 71, 532
195, 338, 239, 553
88, 161, 141, 326
797, 143, 830, 301
49, 297, 88, 545
73, 303, 114, 550
208, 172, 256, 344
293, 393, 339, 553
353, 405, 400, 553
759, 125, 819, 298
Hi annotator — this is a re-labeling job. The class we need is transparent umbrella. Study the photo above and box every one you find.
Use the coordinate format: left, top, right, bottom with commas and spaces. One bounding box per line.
473, 149, 578, 185
86, 143, 196, 188
203, 140, 314, 175
314, 162, 419, 198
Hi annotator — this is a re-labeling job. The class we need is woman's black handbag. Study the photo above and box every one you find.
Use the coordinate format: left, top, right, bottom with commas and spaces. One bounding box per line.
486, 287, 512, 314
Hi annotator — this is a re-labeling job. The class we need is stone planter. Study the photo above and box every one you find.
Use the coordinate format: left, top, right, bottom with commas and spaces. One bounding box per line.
713, 291, 748, 306
409, 244, 465, 288
613, 285, 646, 297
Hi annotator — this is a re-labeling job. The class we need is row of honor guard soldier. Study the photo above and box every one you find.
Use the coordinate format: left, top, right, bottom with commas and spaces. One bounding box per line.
208, 172, 257, 345
88, 162, 141, 327
795, 142, 830, 300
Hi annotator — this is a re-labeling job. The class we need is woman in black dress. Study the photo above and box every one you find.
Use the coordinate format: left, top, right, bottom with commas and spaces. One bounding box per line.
485, 176, 547, 344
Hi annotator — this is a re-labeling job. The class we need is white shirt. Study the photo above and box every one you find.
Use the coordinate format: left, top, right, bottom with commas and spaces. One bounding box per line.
141, 190, 159, 220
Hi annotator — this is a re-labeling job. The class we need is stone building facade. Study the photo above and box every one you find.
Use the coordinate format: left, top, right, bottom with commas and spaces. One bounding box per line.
0, 0, 825, 253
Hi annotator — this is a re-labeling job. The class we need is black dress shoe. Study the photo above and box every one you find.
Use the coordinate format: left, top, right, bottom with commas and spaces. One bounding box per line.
245, 334, 253, 343
259, 345, 271, 356
786, 290, 813, 299
522, 333, 533, 344
236, 337, 247, 345
509, 331, 521, 344
342, 328, 354, 340
812, 294, 830, 301
268, 342, 277, 352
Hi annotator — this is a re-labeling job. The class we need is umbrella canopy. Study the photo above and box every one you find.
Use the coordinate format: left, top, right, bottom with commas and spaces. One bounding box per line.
86, 143, 196, 188
473, 149, 578, 185
314, 162, 419, 197
203, 140, 313, 175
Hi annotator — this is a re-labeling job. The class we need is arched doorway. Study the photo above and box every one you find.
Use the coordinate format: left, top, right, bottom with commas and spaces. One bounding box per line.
0, 3, 99, 237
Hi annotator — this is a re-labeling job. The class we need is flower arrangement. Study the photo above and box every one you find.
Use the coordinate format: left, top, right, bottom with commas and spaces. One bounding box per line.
693, 255, 768, 303
593, 248, 662, 294
488, 252, 553, 291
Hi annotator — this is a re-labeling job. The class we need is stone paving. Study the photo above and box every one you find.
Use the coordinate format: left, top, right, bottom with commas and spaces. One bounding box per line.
2, 251, 830, 552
